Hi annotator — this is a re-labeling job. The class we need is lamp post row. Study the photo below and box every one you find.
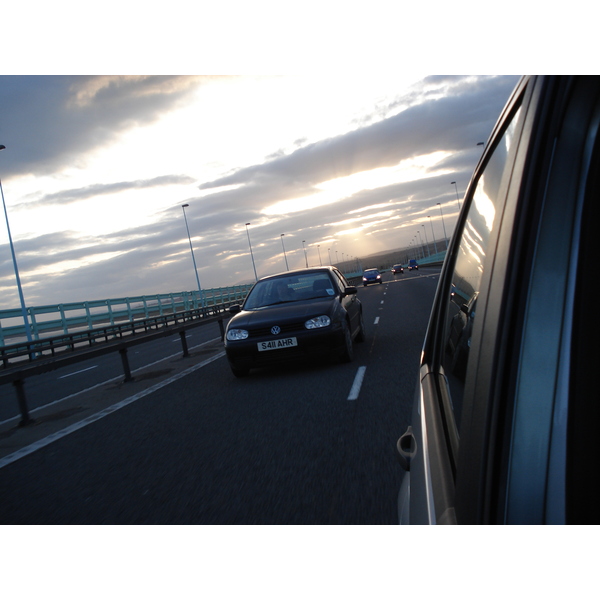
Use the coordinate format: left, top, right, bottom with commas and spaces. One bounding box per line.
2, 139, 462, 335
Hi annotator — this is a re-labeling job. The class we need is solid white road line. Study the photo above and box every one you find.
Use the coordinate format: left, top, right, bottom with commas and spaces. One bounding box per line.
0, 336, 222, 428
347, 366, 367, 401
0, 351, 226, 470
58, 366, 98, 379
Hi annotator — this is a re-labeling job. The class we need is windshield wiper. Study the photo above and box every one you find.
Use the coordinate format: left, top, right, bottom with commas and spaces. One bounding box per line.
263, 299, 297, 307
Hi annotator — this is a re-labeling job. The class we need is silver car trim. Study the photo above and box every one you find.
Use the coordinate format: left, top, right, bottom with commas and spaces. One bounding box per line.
419, 383, 436, 525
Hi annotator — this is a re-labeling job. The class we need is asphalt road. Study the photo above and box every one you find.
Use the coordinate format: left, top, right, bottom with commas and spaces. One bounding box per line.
0, 268, 440, 524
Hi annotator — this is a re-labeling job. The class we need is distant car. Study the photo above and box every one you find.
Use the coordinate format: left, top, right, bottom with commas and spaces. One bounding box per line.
396, 75, 600, 524
407, 259, 418, 271
391, 264, 404, 275
362, 269, 382, 286
224, 267, 365, 377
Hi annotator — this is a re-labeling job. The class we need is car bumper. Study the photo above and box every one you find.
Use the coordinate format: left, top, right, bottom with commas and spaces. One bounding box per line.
225, 323, 346, 370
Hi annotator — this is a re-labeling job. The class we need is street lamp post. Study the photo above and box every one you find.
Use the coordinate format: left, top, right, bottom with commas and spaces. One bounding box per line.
302, 240, 308, 268
427, 215, 438, 254
451, 181, 461, 210
422, 224, 430, 257
181, 204, 204, 307
317, 245, 322, 266
328, 248, 332, 264
280, 234, 289, 270
0, 145, 33, 343
417, 230, 425, 259
245, 222, 258, 281
437, 203, 448, 249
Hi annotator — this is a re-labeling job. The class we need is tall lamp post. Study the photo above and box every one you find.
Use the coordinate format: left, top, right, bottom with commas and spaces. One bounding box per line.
181, 204, 204, 307
0, 145, 33, 342
422, 224, 430, 257
437, 203, 448, 249
427, 215, 438, 254
302, 240, 308, 268
245, 222, 258, 281
317, 245, 322, 266
451, 181, 461, 210
280, 234, 289, 270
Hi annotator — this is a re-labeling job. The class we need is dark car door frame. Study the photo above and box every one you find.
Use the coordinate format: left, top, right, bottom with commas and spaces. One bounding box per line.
400, 77, 532, 524
451, 76, 600, 524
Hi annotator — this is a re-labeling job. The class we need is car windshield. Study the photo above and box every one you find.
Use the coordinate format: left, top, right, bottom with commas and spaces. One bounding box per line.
244, 273, 338, 309
364, 270, 378, 276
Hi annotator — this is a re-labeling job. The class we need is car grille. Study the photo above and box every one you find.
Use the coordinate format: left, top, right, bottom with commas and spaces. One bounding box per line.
248, 322, 305, 338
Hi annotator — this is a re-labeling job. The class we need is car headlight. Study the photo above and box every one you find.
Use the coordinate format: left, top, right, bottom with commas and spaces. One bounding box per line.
305, 315, 331, 329
226, 328, 249, 341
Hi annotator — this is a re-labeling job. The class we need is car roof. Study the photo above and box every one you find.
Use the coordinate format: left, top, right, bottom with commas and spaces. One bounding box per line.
256, 266, 340, 282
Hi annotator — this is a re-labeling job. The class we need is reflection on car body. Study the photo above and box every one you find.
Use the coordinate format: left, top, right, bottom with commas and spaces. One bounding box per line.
396, 76, 600, 524
224, 267, 365, 377
446, 291, 478, 381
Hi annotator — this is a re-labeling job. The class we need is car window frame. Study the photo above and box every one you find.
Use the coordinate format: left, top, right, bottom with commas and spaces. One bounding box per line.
410, 77, 531, 524
456, 76, 600, 523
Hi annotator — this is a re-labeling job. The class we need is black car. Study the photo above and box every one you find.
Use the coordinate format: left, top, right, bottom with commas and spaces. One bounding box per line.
224, 267, 365, 377
396, 76, 600, 524
391, 264, 404, 275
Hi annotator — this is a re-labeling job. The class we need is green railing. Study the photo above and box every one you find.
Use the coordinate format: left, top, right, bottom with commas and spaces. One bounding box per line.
0, 285, 254, 346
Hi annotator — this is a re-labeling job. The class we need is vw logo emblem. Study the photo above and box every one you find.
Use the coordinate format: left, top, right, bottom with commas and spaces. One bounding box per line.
271, 326, 281, 335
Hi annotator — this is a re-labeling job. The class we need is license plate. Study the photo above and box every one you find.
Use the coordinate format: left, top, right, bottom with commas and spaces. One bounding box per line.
257, 337, 298, 351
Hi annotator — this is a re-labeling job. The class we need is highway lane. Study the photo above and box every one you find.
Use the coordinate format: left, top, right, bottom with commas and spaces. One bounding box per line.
0, 320, 225, 424
0, 267, 440, 524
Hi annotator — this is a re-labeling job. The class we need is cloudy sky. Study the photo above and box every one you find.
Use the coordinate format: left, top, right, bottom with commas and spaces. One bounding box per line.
0, 74, 521, 308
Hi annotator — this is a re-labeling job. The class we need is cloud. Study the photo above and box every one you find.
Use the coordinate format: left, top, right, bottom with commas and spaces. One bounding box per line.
0, 75, 214, 178
0, 75, 521, 307
22, 174, 197, 207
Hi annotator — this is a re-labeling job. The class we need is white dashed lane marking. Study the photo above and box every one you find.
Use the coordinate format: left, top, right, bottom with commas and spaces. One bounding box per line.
347, 366, 367, 401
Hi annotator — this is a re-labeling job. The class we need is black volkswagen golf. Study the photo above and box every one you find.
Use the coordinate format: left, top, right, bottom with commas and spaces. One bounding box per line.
224, 267, 365, 377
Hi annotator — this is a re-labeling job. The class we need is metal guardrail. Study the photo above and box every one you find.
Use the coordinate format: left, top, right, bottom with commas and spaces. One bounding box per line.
0, 285, 254, 346
0, 297, 247, 427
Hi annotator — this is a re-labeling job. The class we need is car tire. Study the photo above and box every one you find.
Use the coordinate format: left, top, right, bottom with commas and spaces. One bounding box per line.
230, 364, 249, 377
339, 321, 354, 363
356, 311, 366, 343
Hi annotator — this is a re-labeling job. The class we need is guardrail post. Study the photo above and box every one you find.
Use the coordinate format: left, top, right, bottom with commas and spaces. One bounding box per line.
13, 379, 34, 427
119, 348, 134, 382
179, 330, 189, 357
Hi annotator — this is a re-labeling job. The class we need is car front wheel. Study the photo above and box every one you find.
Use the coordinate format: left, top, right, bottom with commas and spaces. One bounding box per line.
339, 321, 354, 363
356, 311, 365, 343
230, 364, 249, 377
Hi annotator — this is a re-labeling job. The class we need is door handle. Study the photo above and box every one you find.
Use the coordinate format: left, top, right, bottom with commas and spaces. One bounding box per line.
396, 426, 416, 471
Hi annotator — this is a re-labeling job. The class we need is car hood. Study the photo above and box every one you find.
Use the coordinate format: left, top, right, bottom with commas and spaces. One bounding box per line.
229, 297, 337, 328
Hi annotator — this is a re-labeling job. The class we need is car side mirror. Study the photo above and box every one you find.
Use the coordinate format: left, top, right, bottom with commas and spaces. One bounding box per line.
344, 286, 358, 296
229, 304, 241, 314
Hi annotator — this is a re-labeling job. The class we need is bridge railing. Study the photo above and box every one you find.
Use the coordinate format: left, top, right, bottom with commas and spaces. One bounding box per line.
0, 285, 254, 346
